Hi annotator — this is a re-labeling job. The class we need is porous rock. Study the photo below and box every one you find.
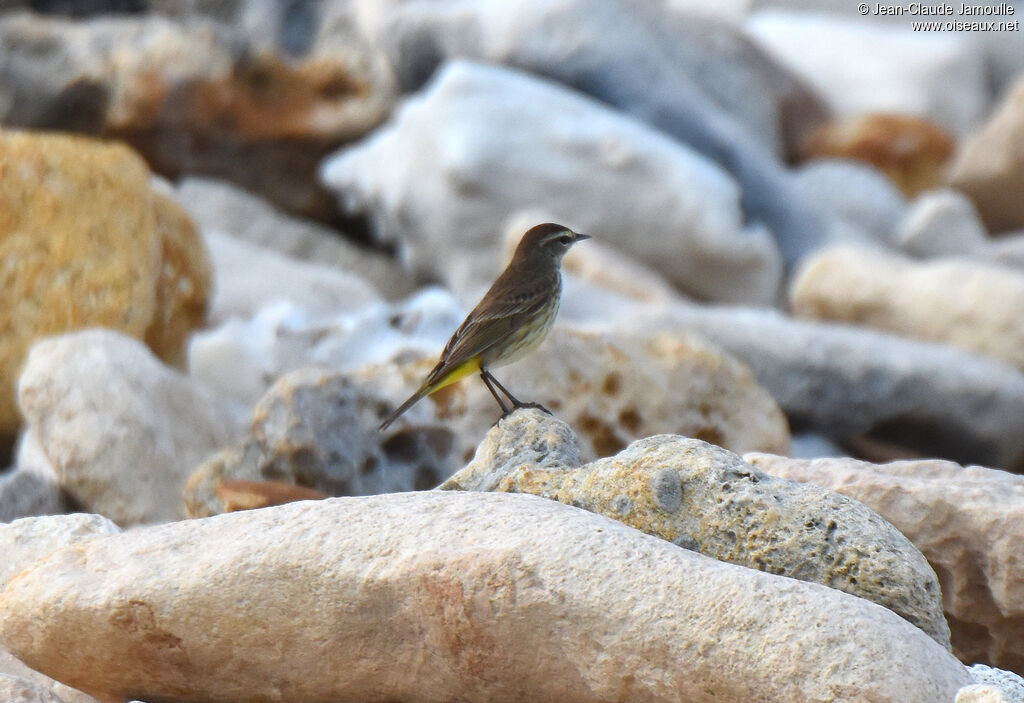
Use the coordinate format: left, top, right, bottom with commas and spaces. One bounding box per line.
745, 453, 1024, 673
444, 411, 949, 647
17, 330, 240, 526
644, 304, 1024, 470
790, 244, 1024, 372
184, 366, 454, 517
322, 59, 783, 305
949, 75, 1024, 233
188, 318, 788, 516
189, 291, 790, 465
0, 129, 210, 435
0, 492, 970, 702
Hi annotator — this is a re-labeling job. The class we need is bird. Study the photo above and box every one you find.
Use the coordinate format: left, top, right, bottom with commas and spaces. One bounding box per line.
378, 222, 590, 431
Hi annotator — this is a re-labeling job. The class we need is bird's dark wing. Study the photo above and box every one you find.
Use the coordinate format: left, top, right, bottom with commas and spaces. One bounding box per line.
423, 271, 555, 387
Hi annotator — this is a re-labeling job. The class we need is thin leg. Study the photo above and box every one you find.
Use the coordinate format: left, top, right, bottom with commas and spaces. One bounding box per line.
482, 370, 551, 416
482, 370, 522, 407
479, 371, 511, 414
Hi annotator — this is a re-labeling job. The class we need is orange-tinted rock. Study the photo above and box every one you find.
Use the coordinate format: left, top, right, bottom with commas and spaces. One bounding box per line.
214, 479, 327, 513
949, 77, 1024, 234
0, 129, 210, 434
800, 113, 955, 197
0, 12, 396, 218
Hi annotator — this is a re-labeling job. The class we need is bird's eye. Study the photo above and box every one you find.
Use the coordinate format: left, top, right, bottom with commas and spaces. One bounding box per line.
558, 235, 572, 245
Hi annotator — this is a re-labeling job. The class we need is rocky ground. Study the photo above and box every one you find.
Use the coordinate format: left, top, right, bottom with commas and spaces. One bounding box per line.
2, 1, 1024, 702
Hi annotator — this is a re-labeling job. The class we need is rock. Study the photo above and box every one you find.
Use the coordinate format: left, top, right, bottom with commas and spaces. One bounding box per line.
17, 330, 240, 526
188, 291, 467, 410
957, 685, 1017, 703
744, 453, 1024, 674
899, 189, 989, 258
949, 75, 1024, 233
990, 233, 1024, 272
335, 0, 836, 264
0, 432, 63, 523
186, 321, 789, 515
630, 7, 831, 161
0, 675, 66, 703
790, 244, 1024, 372
190, 289, 790, 462
652, 304, 1024, 470
964, 665, 1024, 702
183, 366, 456, 517
792, 159, 907, 245
203, 230, 381, 323
0, 492, 971, 702
172, 177, 417, 300
0, 128, 210, 435
798, 113, 956, 197
444, 413, 950, 647
322, 60, 783, 305
212, 479, 327, 513
498, 211, 683, 308
0, 11, 396, 218
0, 513, 120, 590
746, 10, 987, 136
0, 648, 100, 703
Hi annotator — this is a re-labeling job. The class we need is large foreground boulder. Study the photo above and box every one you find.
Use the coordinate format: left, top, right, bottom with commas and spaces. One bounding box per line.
0, 492, 968, 702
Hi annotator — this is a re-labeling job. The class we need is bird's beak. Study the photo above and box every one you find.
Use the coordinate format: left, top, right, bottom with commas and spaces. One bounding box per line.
574, 232, 592, 241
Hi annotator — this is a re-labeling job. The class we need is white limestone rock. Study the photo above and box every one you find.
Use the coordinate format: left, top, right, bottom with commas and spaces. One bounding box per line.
173, 177, 416, 300
322, 60, 783, 305
746, 9, 987, 136
792, 159, 907, 245
16, 330, 241, 525
203, 230, 381, 324
899, 189, 989, 258
0, 492, 970, 702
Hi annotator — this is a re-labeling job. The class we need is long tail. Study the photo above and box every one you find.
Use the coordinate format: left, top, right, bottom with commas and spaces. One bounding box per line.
377, 385, 432, 431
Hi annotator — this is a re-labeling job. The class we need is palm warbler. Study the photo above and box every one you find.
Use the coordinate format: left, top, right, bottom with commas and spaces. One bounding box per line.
378, 223, 590, 430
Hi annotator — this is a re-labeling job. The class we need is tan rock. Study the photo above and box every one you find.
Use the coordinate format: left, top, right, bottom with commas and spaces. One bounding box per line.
745, 453, 1024, 672
0, 492, 969, 702
949, 76, 1024, 233
790, 244, 1024, 371
444, 410, 949, 647
799, 113, 955, 197
0, 129, 210, 434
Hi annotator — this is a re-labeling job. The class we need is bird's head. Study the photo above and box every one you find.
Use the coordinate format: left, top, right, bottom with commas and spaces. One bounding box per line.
514, 223, 591, 263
